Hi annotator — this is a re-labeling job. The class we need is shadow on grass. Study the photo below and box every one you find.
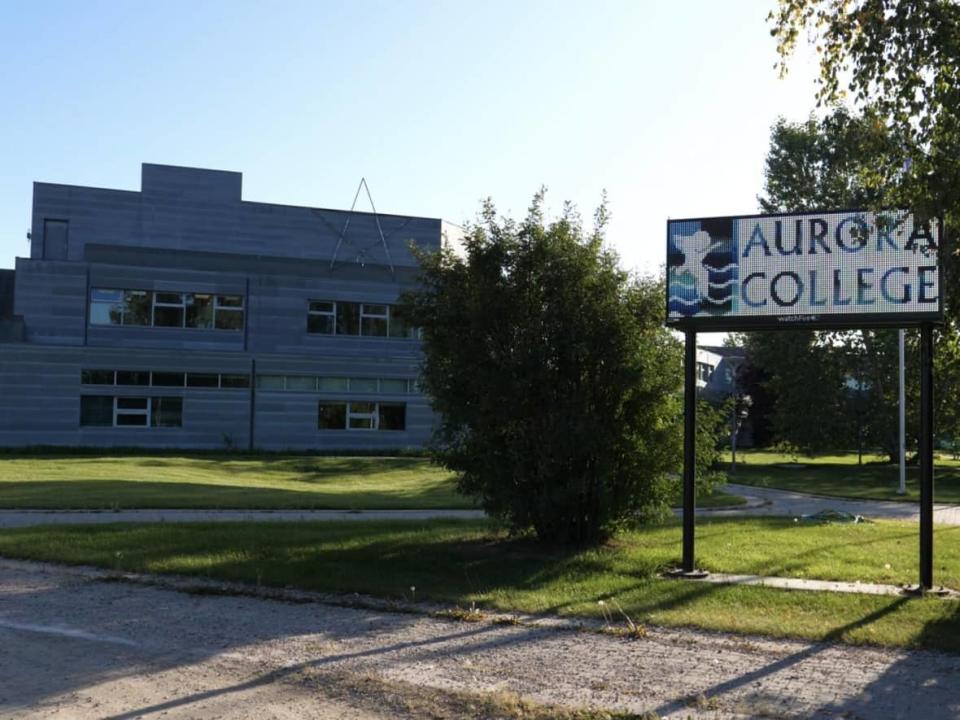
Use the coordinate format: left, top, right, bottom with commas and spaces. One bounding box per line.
0, 480, 471, 510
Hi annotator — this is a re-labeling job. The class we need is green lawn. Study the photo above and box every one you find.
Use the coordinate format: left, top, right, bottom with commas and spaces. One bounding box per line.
0, 455, 472, 509
0, 452, 742, 510
726, 449, 960, 503
1, 517, 957, 651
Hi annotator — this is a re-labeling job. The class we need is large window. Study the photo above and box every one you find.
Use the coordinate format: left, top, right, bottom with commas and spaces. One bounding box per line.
80, 396, 183, 428
89, 288, 245, 331
317, 401, 406, 431
256, 375, 415, 393
81, 370, 249, 389
306, 300, 416, 338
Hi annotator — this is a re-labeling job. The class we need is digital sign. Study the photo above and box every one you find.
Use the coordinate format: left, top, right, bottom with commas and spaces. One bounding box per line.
666, 210, 942, 330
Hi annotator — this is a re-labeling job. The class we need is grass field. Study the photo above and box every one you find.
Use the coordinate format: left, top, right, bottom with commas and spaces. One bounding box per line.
0, 517, 956, 651
0, 453, 742, 510
725, 450, 960, 503
0, 455, 471, 509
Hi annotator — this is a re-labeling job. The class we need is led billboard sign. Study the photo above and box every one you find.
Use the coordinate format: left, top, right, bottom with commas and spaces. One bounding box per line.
666, 210, 941, 330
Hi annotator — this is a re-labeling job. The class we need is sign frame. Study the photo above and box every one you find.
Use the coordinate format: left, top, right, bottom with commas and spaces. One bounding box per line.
665, 208, 944, 332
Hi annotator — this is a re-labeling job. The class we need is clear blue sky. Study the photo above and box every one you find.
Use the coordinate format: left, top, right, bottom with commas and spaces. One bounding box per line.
0, 0, 820, 277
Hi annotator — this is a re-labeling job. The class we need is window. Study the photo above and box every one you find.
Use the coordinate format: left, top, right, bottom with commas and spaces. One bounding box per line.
82, 369, 248, 390
307, 301, 335, 334
378, 403, 406, 431
152, 372, 186, 387
318, 402, 347, 429
379, 378, 408, 394
88, 288, 244, 331
347, 401, 377, 430
215, 295, 244, 330
116, 370, 150, 386
80, 396, 182, 428
151, 397, 183, 427
318, 377, 349, 391
89, 289, 124, 325
115, 397, 149, 426
388, 308, 413, 338
309, 300, 417, 338
187, 373, 219, 388
81, 369, 115, 385
286, 376, 317, 391
349, 378, 378, 393
696, 362, 713, 384
255, 375, 416, 393
186, 294, 214, 329
124, 291, 151, 326
318, 401, 407, 431
257, 375, 285, 390
220, 374, 250, 389
336, 302, 360, 335
360, 304, 388, 336
153, 292, 185, 327
80, 396, 113, 426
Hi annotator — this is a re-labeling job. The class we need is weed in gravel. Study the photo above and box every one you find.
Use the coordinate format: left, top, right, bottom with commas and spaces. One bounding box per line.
304, 669, 657, 719
686, 692, 721, 710
433, 603, 485, 623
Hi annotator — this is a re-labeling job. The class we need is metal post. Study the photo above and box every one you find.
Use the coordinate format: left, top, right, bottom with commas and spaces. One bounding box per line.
683, 331, 697, 573
919, 324, 934, 590
248, 358, 256, 452
730, 402, 737, 474
898, 329, 906, 494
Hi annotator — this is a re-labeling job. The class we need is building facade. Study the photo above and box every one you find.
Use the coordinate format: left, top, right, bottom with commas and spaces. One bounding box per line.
0, 164, 448, 450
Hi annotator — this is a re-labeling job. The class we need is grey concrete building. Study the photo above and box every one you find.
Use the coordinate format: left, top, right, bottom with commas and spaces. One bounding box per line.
0, 163, 449, 450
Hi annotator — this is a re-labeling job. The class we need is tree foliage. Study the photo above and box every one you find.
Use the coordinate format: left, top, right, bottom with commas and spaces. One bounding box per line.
770, 0, 960, 221
400, 193, 717, 544
770, 0, 960, 324
744, 108, 960, 455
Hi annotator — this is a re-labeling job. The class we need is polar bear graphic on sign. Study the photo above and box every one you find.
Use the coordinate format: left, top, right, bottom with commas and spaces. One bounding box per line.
668, 225, 736, 317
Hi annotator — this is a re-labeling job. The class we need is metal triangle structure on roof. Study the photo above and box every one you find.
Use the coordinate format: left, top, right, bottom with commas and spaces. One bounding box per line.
328, 177, 396, 275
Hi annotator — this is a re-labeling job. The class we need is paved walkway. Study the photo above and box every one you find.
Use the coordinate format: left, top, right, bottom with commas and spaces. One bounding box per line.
1, 483, 958, 529
704, 483, 960, 525
2, 558, 958, 719
0, 508, 485, 529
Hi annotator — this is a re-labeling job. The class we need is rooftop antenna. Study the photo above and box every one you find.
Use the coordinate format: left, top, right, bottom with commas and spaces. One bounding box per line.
329, 178, 396, 275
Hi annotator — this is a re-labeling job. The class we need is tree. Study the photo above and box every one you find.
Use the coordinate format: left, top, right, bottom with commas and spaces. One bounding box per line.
746, 108, 960, 456
770, 0, 960, 222
399, 193, 715, 545
770, 0, 960, 322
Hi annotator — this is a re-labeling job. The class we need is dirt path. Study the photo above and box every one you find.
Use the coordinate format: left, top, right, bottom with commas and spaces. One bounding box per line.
1, 559, 958, 719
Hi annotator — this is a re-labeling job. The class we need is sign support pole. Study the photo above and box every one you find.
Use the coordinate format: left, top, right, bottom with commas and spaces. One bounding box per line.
683, 330, 697, 573
919, 323, 935, 590
898, 329, 906, 495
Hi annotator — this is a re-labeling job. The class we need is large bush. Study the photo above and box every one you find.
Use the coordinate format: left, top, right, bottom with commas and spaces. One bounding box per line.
400, 193, 697, 544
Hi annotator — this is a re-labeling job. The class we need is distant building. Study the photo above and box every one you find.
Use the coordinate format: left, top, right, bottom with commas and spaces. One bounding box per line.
0, 163, 457, 449
696, 344, 752, 447
696, 345, 745, 400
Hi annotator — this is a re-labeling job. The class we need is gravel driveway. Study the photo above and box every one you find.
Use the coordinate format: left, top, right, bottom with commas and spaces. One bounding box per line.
1, 559, 959, 719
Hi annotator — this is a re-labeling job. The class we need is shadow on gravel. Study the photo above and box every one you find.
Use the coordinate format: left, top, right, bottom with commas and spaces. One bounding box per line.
650, 597, 914, 719
100, 622, 542, 720
818, 598, 960, 719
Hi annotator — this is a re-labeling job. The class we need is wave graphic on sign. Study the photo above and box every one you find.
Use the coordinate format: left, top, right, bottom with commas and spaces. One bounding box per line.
667, 224, 738, 317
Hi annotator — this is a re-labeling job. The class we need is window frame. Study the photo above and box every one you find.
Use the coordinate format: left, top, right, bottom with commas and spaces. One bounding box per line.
307, 299, 417, 339
359, 303, 389, 337
88, 288, 245, 332
79, 395, 184, 428
317, 400, 407, 432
